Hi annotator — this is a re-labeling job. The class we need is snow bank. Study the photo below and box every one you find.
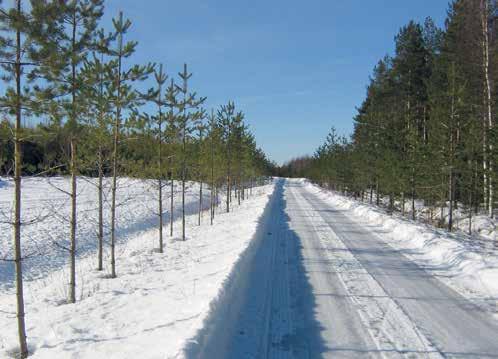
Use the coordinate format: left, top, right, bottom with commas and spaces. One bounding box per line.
0, 179, 274, 358
302, 180, 498, 304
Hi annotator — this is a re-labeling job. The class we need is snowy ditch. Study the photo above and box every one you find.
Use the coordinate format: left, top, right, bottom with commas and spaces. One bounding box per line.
181, 179, 282, 358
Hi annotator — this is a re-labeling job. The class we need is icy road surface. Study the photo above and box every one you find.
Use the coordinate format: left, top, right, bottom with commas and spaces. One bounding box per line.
186, 179, 498, 358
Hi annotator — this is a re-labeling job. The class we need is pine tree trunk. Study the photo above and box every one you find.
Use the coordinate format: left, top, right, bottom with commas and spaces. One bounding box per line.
198, 182, 202, 226
376, 180, 380, 206
110, 22, 123, 278
68, 14, 78, 303
158, 114, 163, 253
110, 138, 118, 279
401, 192, 405, 216
69, 140, 77, 303
181, 64, 187, 241
210, 136, 214, 225
440, 177, 445, 228
170, 176, 174, 237
238, 179, 241, 206
210, 183, 214, 226
182, 131, 186, 241
469, 184, 473, 235
227, 120, 231, 213
449, 170, 454, 232
215, 185, 219, 219
158, 178, 163, 252
97, 148, 103, 271
482, 0, 494, 217
411, 184, 416, 221
13, 1, 28, 352
226, 175, 230, 213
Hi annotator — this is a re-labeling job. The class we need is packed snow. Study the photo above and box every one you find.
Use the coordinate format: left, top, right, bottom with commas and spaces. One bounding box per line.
302, 179, 498, 310
0, 176, 274, 358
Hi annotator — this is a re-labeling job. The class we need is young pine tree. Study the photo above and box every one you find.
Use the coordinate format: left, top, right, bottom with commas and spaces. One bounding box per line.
0, 0, 59, 355
175, 63, 205, 241
106, 11, 154, 277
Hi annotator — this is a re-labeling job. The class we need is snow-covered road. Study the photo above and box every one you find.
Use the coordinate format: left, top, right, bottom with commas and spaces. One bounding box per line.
187, 179, 498, 358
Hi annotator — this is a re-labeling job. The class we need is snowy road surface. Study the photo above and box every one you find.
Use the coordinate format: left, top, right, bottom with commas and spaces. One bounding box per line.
186, 179, 498, 358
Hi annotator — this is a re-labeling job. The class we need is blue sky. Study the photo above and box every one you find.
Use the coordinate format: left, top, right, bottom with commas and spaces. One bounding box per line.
103, 0, 449, 164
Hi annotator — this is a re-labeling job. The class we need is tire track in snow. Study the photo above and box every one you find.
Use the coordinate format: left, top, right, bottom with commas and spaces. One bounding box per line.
292, 186, 443, 358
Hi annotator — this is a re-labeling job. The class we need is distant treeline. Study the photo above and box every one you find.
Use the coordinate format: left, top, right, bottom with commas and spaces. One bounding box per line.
0, 117, 275, 178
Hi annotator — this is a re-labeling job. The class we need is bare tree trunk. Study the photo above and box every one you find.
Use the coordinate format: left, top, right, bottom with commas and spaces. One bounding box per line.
13, 1, 28, 353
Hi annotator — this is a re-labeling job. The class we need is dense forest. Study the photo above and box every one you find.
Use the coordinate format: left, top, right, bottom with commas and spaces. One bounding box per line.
0, 1, 274, 357
281, 0, 497, 233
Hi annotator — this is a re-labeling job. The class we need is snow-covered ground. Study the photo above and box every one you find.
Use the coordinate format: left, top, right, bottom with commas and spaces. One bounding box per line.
181, 178, 498, 358
303, 179, 498, 309
0, 176, 211, 290
4, 177, 497, 358
0, 176, 274, 358
362, 186, 497, 241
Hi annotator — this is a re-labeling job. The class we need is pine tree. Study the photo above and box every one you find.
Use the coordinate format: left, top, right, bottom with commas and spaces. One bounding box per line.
195, 115, 207, 225
208, 109, 217, 225
79, 29, 114, 271
164, 79, 179, 237
35, 0, 104, 303
0, 0, 59, 354
175, 63, 205, 241
106, 11, 154, 277
217, 101, 236, 212
150, 63, 168, 252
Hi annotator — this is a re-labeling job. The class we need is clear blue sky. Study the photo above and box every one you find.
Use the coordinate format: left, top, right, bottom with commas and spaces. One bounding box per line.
103, 0, 449, 164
